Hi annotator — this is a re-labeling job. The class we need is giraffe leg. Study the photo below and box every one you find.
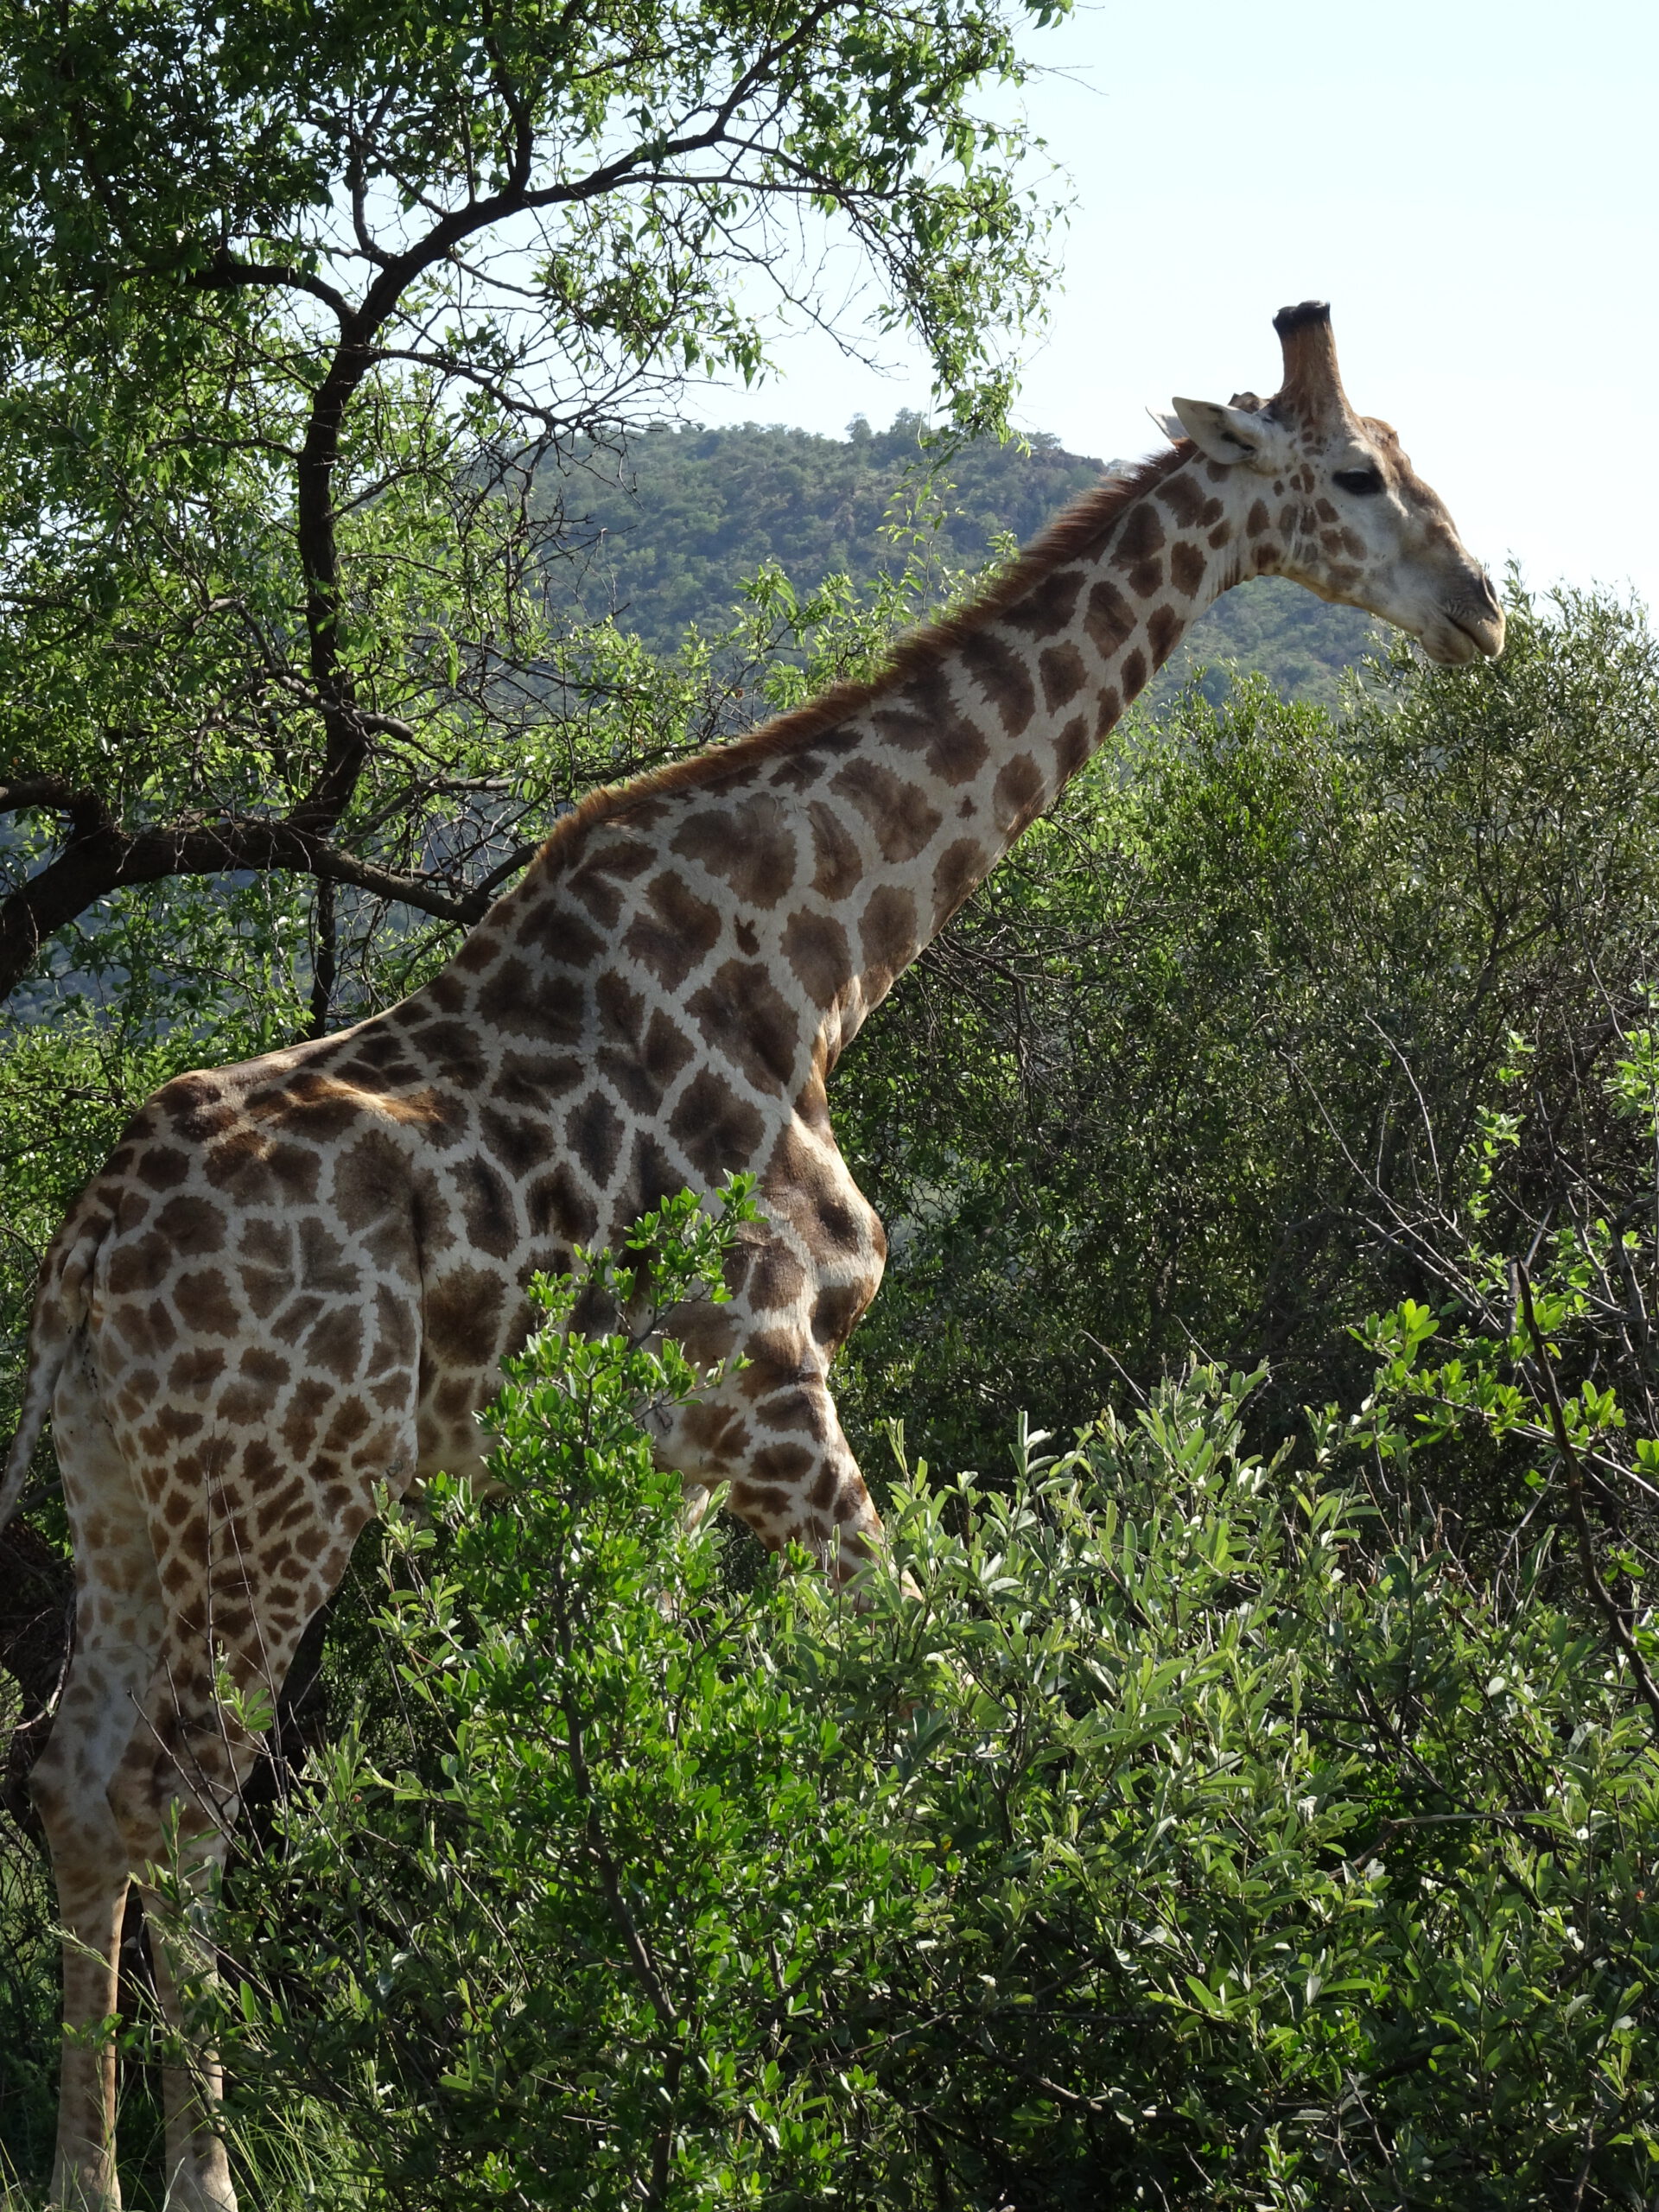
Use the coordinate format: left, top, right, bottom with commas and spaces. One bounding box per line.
101, 1633, 274, 2212
662, 1357, 886, 1580
135, 1865, 236, 2212
34, 1827, 130, 2212
758, 1380, 885, 1576
33, 1350, 166, 2211
104, 1605, 322, 2212
655, 1194, 892, 1583
103, 1495, 379, 2212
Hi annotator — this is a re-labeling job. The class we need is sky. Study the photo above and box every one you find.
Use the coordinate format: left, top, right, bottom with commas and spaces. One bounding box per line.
691, 0, 1659, 611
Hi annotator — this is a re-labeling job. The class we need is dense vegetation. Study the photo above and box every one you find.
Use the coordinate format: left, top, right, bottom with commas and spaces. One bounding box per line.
5, 563, 1659, 2205
545, 415, 1377, 702
141, 1229, 1659, 2209
3, 6, 1658, 2206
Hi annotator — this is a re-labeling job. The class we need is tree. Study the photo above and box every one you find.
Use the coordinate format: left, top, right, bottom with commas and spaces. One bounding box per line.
0, 0, 1066, 1011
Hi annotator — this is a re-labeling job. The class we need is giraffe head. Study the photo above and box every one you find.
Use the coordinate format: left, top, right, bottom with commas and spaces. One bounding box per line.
1157, 301, 1504, 665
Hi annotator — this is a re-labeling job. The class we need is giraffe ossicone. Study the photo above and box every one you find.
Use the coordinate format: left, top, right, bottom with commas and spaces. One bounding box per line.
0, 302, 1503, 2211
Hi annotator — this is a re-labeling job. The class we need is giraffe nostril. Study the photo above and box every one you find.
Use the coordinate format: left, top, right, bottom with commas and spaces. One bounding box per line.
1478, 572, 1500, 615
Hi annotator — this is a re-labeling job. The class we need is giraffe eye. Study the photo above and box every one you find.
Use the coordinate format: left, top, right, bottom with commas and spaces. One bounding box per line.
1332, 465, 1384, 496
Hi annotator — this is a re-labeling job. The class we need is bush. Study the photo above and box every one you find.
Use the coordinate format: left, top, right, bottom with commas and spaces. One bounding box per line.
837, 585, 1659, 1516
180, 1200, 1659, 2211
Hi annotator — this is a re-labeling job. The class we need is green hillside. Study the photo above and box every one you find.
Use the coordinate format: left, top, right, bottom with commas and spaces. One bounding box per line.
543, 414, 1381, 705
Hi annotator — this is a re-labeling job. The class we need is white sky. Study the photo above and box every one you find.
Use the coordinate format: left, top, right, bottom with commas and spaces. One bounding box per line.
691, 0, 1659, 610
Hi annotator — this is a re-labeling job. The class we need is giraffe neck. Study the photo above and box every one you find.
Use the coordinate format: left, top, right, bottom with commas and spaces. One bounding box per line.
808, 443, 1257, 1057
474, 445, 1276, 1106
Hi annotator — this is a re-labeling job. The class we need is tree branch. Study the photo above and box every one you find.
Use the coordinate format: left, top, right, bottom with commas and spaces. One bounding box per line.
0, 779, 117, 845
0, 813, 491, 1001
276, 0, 859, 841
1512, 1260, 1659, 1741
0, 778, 84, 817
189, 251, 353, 324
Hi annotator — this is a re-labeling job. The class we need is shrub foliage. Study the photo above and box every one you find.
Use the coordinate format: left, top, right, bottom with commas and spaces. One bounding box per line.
167, 1197, 1659, 2211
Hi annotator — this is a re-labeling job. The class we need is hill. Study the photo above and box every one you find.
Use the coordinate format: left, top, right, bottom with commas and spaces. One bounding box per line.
541, 414, 1380, 706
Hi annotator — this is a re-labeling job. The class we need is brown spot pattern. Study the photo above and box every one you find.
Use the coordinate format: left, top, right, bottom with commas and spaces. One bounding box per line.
425, 1266, 507, 1370
1003, 564, 1084, 637
859, 886, 918, 988
687, 962, 801, 1096
872, 667, 988, 785
807, 802, 864, 899
1170, 541, 1205, 597
931, 837, 988, 925
568, 1090, 625, 1185
1039, 642, 1086, 711
830, 757, 943, 863
994, 754, 1046, 833
1084, 580, 1137, 658
669, 1071, 766, 1181
673, 793, 798, 908
1116, 503, 1166, 563
1053, 715, 1090, 780
958, 628, 1036, 734
624, 870, 721, 988
1148, 606, 1181, 668
782, 910, 852, 1007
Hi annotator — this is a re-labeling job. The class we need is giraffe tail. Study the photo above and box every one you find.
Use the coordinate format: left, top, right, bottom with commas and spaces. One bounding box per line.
0, 1212, 105, 1532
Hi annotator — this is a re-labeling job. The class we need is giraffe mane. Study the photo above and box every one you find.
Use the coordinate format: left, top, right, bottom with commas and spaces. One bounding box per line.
527, 441, 1193, 874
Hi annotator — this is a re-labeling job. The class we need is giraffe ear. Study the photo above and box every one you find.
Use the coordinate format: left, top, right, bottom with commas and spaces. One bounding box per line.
1169, 397, 1289, 472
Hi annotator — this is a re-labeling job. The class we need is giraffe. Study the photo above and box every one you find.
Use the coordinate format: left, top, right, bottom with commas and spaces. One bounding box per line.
0, 302, 1503, 2210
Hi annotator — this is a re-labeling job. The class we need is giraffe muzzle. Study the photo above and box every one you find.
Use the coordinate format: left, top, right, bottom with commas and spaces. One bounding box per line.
1411, 564, 1505, 665
1440, 588, 1506, 663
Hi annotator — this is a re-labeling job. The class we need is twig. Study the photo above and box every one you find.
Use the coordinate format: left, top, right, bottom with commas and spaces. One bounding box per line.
1512, 1261, 1659, 1740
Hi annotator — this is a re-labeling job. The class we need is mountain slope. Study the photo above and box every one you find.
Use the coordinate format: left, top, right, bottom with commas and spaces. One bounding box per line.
543, 414, 1380, 705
